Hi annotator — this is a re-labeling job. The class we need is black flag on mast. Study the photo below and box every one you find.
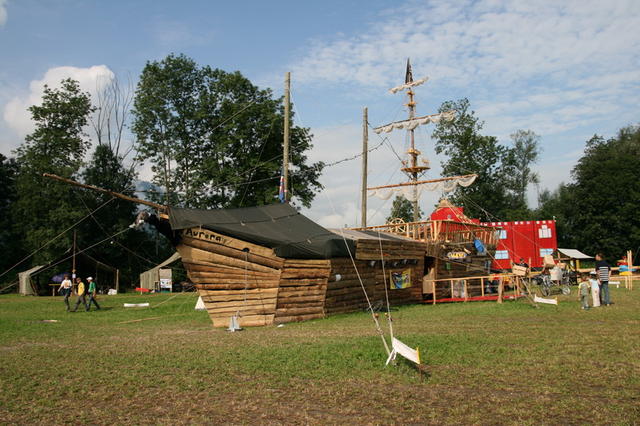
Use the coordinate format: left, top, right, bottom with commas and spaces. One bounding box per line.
405, 58, 413, 84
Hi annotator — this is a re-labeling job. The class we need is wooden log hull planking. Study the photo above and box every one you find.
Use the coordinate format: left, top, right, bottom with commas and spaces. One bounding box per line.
177, 227, 428, 328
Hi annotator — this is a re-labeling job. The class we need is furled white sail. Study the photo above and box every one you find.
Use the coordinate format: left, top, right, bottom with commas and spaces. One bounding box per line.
374, 111, 455, 134
388, 76, 429, 94
368, 174, 476, 202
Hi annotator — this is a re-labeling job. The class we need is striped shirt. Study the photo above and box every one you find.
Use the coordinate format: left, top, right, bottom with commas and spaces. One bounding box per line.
595, 260, 610, 282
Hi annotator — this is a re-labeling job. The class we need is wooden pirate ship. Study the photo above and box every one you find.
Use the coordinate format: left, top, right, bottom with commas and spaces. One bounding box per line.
352, 59, 500, 301
43, 60, 500, 327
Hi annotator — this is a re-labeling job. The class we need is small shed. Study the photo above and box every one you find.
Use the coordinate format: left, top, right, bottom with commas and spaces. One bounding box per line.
139, 252, 181, 291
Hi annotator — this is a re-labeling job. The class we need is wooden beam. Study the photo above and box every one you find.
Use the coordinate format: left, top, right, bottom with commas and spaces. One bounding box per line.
367, 174, 477, 191
43, 173, 166, 210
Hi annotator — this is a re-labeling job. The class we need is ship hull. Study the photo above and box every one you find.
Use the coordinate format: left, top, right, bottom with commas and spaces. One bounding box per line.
177, 227, 425, 327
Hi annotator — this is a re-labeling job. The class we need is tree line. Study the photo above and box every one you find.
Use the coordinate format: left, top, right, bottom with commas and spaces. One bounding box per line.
1, 52, 637, 290
0, 54, 323, 291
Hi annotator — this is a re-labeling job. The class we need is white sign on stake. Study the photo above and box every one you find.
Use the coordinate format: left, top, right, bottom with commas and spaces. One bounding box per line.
194, 296, 206, 310
385, 337, 421, 366
533, 295, 558, 305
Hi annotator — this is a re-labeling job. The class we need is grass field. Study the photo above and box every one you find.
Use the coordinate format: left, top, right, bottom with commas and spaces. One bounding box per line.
1, 286, 639, 425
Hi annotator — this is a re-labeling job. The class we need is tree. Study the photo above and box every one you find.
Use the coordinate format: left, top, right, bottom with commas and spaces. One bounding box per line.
0, 154, 21, 276
567, 127, 639, 257
12, 78, 94, 264
90, 74, 135, 160
431, 98, 511, 221
533, 184, 576, 248
502, 129, 541, 216
132, 54, 324, 209
536, 125, 640, 258
386, 195, 421, 223
78, 144, 170, 286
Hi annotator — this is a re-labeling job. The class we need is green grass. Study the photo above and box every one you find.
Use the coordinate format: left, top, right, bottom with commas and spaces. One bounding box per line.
1, 287, 639, 424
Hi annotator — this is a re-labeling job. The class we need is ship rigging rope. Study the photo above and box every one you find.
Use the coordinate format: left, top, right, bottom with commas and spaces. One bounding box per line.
0, 197, 116, 281
74, 191, 159, 266
458, 193, 549, 257
16, 227, 131, 282
323, 192, 391, 357
378, 231, 394, 340
238, 116, 279, 206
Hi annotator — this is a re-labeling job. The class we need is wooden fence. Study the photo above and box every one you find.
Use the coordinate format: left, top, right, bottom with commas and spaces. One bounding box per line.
352, 220, 498, 247
422, 274, 524, 304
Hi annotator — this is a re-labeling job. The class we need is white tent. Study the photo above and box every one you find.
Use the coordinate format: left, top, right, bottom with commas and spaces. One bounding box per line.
138, 252, 181, 291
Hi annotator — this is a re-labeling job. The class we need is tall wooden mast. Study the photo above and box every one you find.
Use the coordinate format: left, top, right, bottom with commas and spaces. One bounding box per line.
361, 107, 368, 227
401, 59, 430, 221
367, 60, 469, 222
283, 72, 291, 203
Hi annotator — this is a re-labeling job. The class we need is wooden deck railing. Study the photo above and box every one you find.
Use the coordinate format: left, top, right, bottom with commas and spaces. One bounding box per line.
352, 220, 498, 247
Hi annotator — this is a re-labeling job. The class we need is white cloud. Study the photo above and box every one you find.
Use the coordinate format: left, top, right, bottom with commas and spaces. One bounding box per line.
0, 0, 7, 27
2, 65, 115, 146
289, 0, 640, 140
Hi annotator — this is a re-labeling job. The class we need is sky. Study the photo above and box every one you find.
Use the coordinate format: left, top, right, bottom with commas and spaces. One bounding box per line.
1, 0, 639, 228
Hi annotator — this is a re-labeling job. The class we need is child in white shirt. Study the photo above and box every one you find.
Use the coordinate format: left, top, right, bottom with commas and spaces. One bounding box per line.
589, 271, 600, 307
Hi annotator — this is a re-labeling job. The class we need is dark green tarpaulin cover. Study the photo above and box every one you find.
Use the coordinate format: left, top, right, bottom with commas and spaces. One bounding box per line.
168, 204, 355, 259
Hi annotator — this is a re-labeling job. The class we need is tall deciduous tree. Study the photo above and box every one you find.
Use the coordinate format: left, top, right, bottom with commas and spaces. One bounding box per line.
536, 125, 640, 258
432, 98, 510, 221
13, 78, 94, 264
0, 154, 21, 276
132, 54, 323, 209
90, 75, 135, 159
502, 129, 541, 216
78, 144, 169, 284
534, 184, 576, 248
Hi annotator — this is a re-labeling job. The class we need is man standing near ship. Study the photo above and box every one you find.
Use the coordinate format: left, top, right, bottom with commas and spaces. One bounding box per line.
595, 253, 612, 306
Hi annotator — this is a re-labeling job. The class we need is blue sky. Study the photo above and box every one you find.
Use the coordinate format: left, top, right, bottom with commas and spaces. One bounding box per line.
1, 0, 639, 227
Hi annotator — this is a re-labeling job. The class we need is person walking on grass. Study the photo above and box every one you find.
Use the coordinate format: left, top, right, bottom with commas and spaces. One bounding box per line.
578, 273, 590, 310
85, 277, 100, 311
595, 253, 612, 306
71, 277, 88, 312
589, 271, 600, 307
57, 274, 73, 311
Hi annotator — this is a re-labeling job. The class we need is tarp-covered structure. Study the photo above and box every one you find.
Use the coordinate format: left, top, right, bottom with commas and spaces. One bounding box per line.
557, 248, 593, 259
139, 252, 181, 290
168, 204, 355, 259
555, 248, 594, 272
18, 265, 45, 295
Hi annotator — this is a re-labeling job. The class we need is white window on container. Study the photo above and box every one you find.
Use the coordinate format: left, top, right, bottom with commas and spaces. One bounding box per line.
495, 250, 509, 260
538, 226, 552, 238
539, 248, 554, 257
498, 229, 507, 239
